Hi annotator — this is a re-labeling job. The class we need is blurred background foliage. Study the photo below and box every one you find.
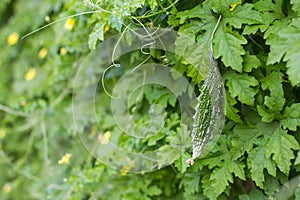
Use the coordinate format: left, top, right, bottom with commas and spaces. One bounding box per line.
1, 0, 300, 199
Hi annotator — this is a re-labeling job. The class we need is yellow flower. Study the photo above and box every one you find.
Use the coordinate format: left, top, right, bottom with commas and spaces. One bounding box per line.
64, 18, 75, 30
38, 48, 48, 59
230, 1, 242, 11
60, 47, 67, 55
120, 157, 136, 176
24, 68, 36, 81
0, 129, 6, 139
98, 131, 111, 144
2, 183, 11, 194
104, 25, 110, 33
120, 165, 131, 176
20, 100, 26, 106
7, 33, 19, 46
58, 153, 72, 165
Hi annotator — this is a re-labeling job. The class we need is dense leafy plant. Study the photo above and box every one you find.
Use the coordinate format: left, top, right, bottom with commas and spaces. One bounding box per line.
1, 0, 300, 199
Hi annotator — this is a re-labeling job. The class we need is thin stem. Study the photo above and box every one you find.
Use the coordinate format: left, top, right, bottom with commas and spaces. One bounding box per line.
0, 104, 33, 117
21, 11, 103, 40
49, 87, 71, 109
41, 119, 49, 166
14, 118, 37, 132
210, 15, 222, 41
134, 0, 179, 19
0, 160, 42, 183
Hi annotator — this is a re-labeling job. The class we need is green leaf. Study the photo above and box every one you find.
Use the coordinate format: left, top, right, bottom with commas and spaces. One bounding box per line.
157, 145, 181, 168
214, 26, 248, 72
263, 173, 280, 196
180, 172, 200, 195
202, 165, 233, 199
243, 0, 284, 35
225, 71, 259, 106
291, 0, 300, 14
228, 161, 245, 180
267, 18, 300, 85
231, 122, 269, 159
225, 91, 242, 123
239, 189, 269, 200
243, 52, 261, 72
281, 103, 300, 131
247, 140, 277, 188
265, 126, 299, 174
175, 4, 213, 24
295, 151, 300, 166
158, 125, 190, 168
174, 153, 192, 173
201, 135, 245, 199
257, 71, 285, 122
88, 22, 105, 50
296, 182, 300, 200
224, 3, 264, 29
148, 0, 158, 10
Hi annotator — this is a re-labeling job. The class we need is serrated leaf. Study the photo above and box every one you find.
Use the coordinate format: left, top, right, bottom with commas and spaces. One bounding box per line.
209, 166, 233, 198
175, 4, 212, 24
243, 52, 261, 72
267, 18, 300, 85
263, 173, 280, 196
225, 91, 242, 123
265, 126, 299, 174
148, 0, 158, 10
225, 71, 259, 106
224, 3, 264, 29
228, 161, 245, 180
243, 0, 283, 35
239, 189, 269, 200
88, 22, 105, 50
291, 0, 300, 14
231, 123, 269, 159
214, 26, 247, 72
257, 105, 277, 123
296, 186, 300, 200
257, 71, 285, 121
174, 153, 191, 173
157, 145, 181, 168
295, 151, 300, 166
281, 103, 300, 131
180, 172, 200, 195
247, 140, 277, 188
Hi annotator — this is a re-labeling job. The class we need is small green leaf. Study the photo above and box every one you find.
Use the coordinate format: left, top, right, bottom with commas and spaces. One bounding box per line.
247, 140, 276, 188
239, 189, 269, 200
174, 153, 191, 173
225, 71, 259, 106
265, 126, 299, 174
231, 122, 267, 159
225, 91, 242, 123
225, 3, 264, 29
281, 103, 300, 131
267, 18, 300, 85
179, 172, 200, 195
257, 71, 285, 121
214, 26, 247, 72
157, 145, 181, 168
88, 22, 105, 50
209, 166, 233, 198
291, 0, 300, 14
243, 52, 261, 72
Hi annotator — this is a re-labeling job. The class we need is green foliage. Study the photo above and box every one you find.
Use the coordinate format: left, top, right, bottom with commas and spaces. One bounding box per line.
1, 0, 300, 199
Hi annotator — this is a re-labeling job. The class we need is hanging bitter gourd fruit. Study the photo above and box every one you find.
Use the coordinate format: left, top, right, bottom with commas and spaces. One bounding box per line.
186, 42, 225, 165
